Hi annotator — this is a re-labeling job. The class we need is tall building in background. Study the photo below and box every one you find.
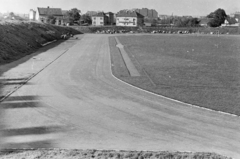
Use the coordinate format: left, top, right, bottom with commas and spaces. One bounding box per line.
132, 8, 158, 18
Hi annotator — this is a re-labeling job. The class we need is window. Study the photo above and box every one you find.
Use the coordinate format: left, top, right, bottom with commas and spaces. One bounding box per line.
100, 22, 103, 24
100, 17, 103, 20
93, 17, 96, 20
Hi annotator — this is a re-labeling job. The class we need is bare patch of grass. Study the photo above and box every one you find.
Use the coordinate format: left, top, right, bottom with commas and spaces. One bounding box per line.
109, 37, 130, 78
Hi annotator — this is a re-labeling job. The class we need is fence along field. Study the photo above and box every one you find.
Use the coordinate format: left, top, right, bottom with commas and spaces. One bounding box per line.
111, 34, 240, 116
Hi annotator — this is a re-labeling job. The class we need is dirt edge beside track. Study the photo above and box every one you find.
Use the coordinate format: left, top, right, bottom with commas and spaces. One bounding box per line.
0, 149, 232, 159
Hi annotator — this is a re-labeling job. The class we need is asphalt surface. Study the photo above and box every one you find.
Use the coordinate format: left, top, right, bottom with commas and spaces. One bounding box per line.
0, 34, 240, 158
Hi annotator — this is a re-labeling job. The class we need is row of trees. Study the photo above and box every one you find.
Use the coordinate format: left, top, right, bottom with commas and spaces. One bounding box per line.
47, 8, 92, 25
174, 18, 200, 27
151, 8, 228, 27
153, 17, 200, 27
156, 8, 228, 27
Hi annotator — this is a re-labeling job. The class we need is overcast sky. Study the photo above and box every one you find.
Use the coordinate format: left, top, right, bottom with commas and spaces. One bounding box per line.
0, 0, 239, 16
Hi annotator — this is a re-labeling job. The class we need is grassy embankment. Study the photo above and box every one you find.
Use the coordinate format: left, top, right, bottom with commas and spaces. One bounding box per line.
0, 21, 81, 64
109, 34, 240, 116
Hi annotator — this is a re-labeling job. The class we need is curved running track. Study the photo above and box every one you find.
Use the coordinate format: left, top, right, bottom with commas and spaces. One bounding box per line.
1, 34, 240, 158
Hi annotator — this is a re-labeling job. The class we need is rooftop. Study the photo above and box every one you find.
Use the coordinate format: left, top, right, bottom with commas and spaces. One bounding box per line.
92, 12, 105, 17
37, 7, 63, 16
116, 10, 144, 18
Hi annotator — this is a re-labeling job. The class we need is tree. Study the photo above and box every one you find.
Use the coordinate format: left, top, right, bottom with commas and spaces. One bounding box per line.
173, 17, 200, 27
144, 18, 158, 26
187, 18, 200, 27
80, 14, 92, 24
207, 8, 227, 27
46, 15, 56, 24
66, 8, 81, 24
159, 17, 173, 25
152, 19, 158, 26
9, 12, 15, 17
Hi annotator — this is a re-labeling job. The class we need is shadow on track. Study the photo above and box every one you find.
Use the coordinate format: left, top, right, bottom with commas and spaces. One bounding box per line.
0, 95, 65, 149
0, 38, 80, 150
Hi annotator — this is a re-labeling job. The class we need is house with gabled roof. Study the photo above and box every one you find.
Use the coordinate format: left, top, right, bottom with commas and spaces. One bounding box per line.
36, 6, 64, 25
91, 12, 108, 26
116, 10, 144, 27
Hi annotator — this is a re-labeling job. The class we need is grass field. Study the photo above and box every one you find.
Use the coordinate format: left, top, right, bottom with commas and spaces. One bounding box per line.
109, 34, 240, 116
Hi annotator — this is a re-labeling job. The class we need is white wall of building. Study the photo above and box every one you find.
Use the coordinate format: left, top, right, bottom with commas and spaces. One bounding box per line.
29, 10, 36, 20
92, 17, 104, 26
116, 17, 137, 26
36, 10, 40, 21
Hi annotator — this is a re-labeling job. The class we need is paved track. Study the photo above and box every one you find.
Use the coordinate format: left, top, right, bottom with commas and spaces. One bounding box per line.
1, 34, 240, 158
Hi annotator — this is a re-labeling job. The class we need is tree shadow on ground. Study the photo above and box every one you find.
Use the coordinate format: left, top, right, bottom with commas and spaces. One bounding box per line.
0, 37, 82, 149
0, 95, 65, 149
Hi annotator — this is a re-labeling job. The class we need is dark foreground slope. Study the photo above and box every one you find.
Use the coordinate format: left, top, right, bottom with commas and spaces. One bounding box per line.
0, 21, 81, 64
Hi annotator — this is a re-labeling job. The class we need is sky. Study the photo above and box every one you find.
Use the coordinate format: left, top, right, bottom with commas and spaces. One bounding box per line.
0, 0, 239, 16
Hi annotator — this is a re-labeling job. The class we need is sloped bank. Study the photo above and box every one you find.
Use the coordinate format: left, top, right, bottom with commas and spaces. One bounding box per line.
0, 21, 81, 64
